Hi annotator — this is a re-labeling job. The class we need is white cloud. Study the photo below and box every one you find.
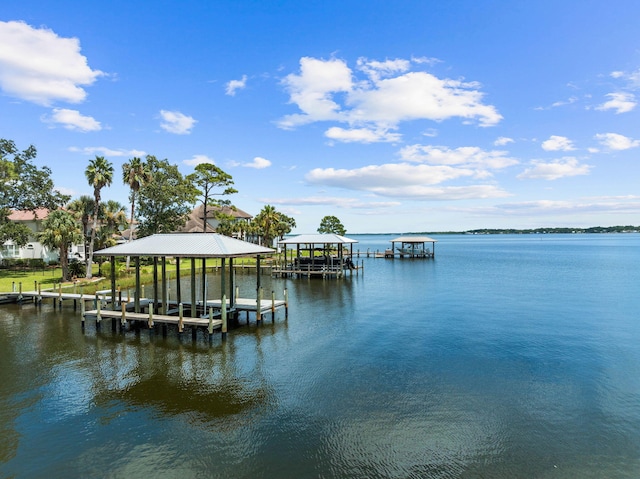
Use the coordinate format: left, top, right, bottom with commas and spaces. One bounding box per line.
596, 92, 636, 113
69, 146, 146, 157
465, 197, 640, 217
517, 157, 592, 180
541, 135, 575, 151
278, 56, 502, 131
399, 145, 518, 169
356, 57, 411, 81
225, 75, 247, 96
183, 154, 214, 166
159, 110, 197, 134
305, 162, 509, 200
494, 136, 514, 146
243, 157, 271, 169
43, 108, 101, 132
325, 126, 401, 143
0, 20, 103, 106
594, 132, 640, 150
260, 196, 401, 209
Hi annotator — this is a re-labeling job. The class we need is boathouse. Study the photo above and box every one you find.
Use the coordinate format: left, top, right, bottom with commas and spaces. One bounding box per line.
89, 233, 284, 338
386, 236, 437, 258
274, 234, 359, 278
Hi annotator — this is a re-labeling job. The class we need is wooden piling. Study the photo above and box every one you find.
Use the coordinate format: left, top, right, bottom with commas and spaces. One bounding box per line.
256, 287, 262, 323
178, 303, 184, 333
148, 303, 154, 328
221, 293, 227, 340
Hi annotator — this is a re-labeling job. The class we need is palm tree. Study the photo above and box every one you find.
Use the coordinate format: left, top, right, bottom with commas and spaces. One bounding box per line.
66, 195, 95, 261
85, 156, 114, 279
39, 209, 82, 282
101, 200, 128, 234
122, 157, 151, 241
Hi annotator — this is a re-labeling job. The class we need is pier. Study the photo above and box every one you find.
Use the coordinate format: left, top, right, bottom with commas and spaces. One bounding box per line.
274, 233, 361, 278
1, 233, 289, 345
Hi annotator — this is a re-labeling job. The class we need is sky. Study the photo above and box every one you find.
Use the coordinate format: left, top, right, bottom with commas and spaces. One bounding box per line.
1, 0, 639, 234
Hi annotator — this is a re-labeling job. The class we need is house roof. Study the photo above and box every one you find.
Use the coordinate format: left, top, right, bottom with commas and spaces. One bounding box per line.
94, 233, 274, 258
278, 234, 358, 245
8, 208, 50, 221
390, 236, 438, 243
180, 204, 252, 233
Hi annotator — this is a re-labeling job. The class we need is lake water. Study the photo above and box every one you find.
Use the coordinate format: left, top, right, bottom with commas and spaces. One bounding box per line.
1, 234, 639, 478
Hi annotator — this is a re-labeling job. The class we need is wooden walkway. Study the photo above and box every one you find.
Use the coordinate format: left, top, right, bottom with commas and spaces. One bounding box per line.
1, 289, 288, 343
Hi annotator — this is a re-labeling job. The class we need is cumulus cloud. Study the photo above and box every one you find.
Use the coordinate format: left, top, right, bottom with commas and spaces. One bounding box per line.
596, 92, 636, 113
69, 146, 146, 157
0, 20, 103, 106
159, 110, 197, 134
595, 132, 640, 150
517, 157, 592, 180
494, 136, 514, 146
183, 154, 214, 166
225, 75, 247, 96
42, 108, 101, 132
467, 197, 640, 217
277, 56, 502, 140
304, 162, 510, 200
243, 157, 272, 169
260, 196, 401, 209
541, 135, 575, 151
399, 145, 518, 169
325, 127, 401, 143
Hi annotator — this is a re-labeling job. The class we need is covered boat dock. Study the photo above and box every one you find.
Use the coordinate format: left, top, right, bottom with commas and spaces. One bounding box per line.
385, 236, 437, 258
273, 234, 361, 278
86, 233, 286, 340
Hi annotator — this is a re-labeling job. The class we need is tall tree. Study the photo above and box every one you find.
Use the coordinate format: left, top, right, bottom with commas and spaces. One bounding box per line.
318, 215, 346, 236
85, 156, 113, 278
66, 195, 95, 260
39, 209, 82, 282
1, 139, 69, 245
252, 205, 296, 247
136, 156, 198, 237
122, 157, 151, 240
187, 163, 237, 232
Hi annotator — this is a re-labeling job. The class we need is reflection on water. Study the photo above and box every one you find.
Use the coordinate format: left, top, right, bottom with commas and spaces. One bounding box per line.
1, 234, 640, 478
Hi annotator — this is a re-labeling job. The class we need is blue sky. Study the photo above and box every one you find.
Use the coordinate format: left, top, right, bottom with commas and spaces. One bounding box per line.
1, 1, 639, 233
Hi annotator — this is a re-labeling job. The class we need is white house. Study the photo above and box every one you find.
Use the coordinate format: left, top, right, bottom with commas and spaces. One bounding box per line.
1, 209, 84, 264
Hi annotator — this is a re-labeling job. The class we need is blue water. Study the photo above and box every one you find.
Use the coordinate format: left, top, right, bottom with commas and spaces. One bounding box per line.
1, 234, 639, 478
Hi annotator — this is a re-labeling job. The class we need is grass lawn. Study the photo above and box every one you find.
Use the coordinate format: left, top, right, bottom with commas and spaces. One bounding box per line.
0, 257, 272, 295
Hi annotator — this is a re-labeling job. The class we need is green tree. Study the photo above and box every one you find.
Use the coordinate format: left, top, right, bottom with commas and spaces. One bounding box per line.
252, 205, 296, 246
187, 163, 237, 232
38, 209, 82, 281
66, 195, 95, 260
122, 157, 151, 240
1, 139, 69, 245
85, 156, 114, 278
136, 156, 198, 237
317, 215, 346, 236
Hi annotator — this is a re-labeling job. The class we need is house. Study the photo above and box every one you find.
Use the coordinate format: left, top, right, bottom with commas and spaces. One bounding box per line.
180, 204, 253, 239
1, 209, 84, 264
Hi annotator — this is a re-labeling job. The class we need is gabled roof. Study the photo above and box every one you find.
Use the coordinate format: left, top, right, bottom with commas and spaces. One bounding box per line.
391, 236, 438, 243
180, 204, 253, 233
94, 233, 274, 258
278, 234, 358, 245
8, 208, 50, 221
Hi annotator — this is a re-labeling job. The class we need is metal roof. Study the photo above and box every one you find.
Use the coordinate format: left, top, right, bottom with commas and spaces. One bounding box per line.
94, 233, 275, 258
278, 234, 359, 245
390, 236, 438, 243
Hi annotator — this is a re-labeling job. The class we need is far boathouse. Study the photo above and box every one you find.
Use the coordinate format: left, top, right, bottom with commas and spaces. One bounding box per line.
384, 236, 437, 258
274, 234, 361, 278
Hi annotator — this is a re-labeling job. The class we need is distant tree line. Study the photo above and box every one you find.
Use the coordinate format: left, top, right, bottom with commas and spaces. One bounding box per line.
459, 226, 640, 234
